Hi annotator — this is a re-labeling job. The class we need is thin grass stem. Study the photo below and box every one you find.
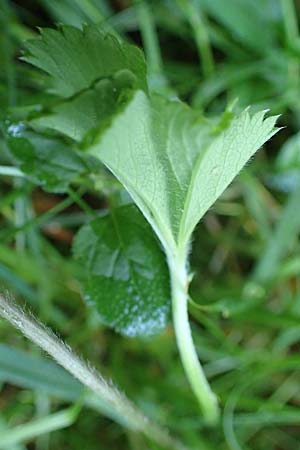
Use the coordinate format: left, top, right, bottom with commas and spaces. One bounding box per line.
0, 292, 186, 450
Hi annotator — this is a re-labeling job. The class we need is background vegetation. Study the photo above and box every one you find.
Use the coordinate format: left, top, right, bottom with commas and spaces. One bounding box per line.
0, 1, 300, 449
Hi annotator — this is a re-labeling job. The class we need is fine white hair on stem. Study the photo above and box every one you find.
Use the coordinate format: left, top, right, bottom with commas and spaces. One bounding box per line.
0, 292, 186, 450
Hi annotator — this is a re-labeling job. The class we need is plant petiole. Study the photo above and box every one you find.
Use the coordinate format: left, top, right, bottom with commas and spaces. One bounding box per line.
167, 252, 219, 425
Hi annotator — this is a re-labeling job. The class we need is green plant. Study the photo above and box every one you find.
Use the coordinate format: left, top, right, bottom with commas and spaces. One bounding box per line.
0, 24, 280, 426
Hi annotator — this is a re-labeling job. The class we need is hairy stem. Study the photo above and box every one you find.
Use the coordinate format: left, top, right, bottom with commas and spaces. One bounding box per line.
168, 255, 219, 424
0, 293, 186, 450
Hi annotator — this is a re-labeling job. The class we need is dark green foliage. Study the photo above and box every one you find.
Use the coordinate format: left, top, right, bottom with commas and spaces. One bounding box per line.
22, 25, 147, 142
4, 123, 88, 192
23, 25, 147, 97
73, 205, 170, 337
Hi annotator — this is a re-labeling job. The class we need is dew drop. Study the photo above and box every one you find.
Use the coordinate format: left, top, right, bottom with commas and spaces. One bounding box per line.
7, 123, 25, 137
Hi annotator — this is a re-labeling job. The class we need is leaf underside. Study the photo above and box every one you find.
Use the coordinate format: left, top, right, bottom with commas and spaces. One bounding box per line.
88, 92, 279, 250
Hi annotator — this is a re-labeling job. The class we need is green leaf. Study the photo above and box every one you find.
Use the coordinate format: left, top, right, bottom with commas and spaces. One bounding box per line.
87, 91, 279, 251
31, 74, 137, 142
73, 205, 170, 337
20, 26, 279, 250
22, 25, 147, 97
4, 123, 88, 192
22, 25, 146, 141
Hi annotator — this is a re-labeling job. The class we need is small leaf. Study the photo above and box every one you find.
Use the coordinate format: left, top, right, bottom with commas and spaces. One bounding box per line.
22, 25, 147, 97
22, 25, 146, 142
73, 205, 170, 337
4, 123, 88, 192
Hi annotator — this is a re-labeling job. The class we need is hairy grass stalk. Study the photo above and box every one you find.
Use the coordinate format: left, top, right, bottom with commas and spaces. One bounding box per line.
0, 292, 186, 450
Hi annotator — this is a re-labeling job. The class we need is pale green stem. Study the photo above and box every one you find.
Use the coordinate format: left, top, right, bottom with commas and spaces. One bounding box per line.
168, 254, 219, 424
0, 293, 186, 450
0, 165, 24, 177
